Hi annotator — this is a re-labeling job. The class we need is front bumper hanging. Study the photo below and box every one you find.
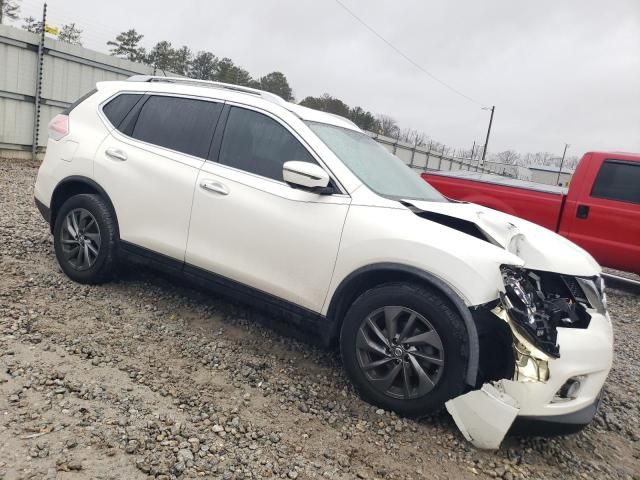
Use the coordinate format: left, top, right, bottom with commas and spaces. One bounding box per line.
445, 267, 613, 449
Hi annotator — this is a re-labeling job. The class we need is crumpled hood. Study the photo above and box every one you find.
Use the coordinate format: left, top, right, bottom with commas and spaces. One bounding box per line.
405, 199, 601, 277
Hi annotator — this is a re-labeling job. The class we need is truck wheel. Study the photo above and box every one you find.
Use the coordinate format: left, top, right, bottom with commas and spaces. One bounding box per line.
53, 194, 117, 284
340, 283, 468, 417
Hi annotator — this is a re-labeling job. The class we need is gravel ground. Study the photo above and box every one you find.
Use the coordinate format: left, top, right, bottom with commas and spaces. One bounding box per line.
1, 159, 639, 480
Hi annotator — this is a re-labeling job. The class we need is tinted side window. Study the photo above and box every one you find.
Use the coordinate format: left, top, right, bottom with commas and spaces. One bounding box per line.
102, 94, 143, 129
591, 160, 640, 204
218, 107, 316, 181
131, 96, 223, 158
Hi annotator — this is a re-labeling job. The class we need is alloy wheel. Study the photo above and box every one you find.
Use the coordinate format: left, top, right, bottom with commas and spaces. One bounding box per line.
60, 208, 101, 271
355, 306, 445, 400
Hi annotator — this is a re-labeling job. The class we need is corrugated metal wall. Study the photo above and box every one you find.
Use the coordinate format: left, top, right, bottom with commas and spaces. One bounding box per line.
0, 24, 153, 158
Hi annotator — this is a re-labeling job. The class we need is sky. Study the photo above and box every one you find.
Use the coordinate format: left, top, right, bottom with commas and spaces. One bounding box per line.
10, 0, 640, 158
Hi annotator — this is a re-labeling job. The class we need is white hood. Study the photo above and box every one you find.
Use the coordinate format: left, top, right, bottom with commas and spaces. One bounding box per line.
405, 200, 601, 278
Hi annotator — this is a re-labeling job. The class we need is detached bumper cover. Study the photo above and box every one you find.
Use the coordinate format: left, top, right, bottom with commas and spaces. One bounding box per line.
445, 383, 519, 449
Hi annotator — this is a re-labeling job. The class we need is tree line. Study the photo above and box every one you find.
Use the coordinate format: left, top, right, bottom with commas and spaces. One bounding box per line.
104, 28, 410, 136
104, 30, 444, 144
106, 30, 296, 102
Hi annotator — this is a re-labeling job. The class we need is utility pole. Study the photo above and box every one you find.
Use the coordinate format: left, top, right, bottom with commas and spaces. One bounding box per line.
31, 2, 47, 161
481, 105, 495, 164
556, 143, 570, 185
469, 140, 476, 170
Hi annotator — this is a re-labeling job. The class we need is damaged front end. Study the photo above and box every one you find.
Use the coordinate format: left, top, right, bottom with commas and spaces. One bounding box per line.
446, 265, 610, 449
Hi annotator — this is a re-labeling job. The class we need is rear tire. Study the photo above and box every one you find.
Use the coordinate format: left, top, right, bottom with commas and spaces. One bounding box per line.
53, 194, 117, 284
340, 283, 468, 417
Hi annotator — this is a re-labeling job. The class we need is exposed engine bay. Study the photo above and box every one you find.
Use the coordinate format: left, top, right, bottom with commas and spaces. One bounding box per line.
473, 266, 602, 385
500, 266, 592, 357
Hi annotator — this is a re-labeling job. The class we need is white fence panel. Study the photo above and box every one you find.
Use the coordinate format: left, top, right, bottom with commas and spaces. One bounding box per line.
0, 24, 153, 156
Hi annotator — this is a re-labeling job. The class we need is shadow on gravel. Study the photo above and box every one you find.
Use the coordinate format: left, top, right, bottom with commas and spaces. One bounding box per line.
116, 263, 335, 349
114, 263, 457, 424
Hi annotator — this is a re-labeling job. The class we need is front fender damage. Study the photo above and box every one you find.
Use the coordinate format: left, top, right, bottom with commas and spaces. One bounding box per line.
445, 266, 602, 449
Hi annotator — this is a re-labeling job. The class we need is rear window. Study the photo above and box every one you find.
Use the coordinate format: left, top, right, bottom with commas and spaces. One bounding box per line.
591, 160, 640, 204
131, 95, 223, 158
102, 93, 144, 129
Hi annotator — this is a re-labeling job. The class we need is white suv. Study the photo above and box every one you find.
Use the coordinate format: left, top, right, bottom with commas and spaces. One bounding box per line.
34, 76, 613, 448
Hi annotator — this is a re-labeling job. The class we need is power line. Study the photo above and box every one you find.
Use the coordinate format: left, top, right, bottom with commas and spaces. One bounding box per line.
333, 0, 486, 107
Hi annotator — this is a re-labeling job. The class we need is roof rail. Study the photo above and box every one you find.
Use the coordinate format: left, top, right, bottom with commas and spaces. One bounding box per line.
127, 75, 288, 107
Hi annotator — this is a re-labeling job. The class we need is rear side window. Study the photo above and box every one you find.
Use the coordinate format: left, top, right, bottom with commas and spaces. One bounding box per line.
218, 106, 316, 181
591, 160, 640, 204
131, 95, 222, 158
102, 93, 143, 129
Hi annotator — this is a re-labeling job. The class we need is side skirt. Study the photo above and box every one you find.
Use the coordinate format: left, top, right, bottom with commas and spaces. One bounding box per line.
118, 241, 335, 346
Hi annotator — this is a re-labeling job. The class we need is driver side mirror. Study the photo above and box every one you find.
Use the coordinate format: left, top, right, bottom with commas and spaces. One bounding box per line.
283, 161, 334, 194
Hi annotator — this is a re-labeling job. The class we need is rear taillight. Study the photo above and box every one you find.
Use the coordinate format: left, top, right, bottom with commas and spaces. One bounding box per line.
48, 114, 69, 141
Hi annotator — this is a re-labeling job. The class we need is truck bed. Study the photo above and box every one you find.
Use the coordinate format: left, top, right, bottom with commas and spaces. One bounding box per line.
425, 170, 568, 195
423, 170, 567, 232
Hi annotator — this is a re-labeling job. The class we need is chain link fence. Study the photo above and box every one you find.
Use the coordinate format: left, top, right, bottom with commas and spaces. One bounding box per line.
369, 133, 525, 178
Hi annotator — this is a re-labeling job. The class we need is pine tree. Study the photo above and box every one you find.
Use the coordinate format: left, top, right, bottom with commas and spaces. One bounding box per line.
259, 72, 293, 101
107, 29, 146, 62
171, 45, 192, 76
21, 15, 42, 34
214, 58, 254, 86
58, 23, 83, 45
147, 41, 175, 72
190, 51, 218, 80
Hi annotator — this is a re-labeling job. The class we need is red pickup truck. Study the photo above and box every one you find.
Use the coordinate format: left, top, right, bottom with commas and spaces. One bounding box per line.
423, 151, 640, 274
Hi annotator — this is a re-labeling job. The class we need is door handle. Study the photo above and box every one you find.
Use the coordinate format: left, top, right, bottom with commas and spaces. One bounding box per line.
576, 204, 590, 219
200, 180, 229, 195
105, 148, 128, 161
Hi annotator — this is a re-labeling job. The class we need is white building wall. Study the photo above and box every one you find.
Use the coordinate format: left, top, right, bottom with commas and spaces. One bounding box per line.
530, 169, 573, 186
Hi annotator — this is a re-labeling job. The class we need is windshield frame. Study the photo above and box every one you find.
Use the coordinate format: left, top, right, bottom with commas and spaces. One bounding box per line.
305, 120, 448, 203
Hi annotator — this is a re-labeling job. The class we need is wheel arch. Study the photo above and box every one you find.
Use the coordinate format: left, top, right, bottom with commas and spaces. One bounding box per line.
50, 176, 118, 235
326, 263, 480, 387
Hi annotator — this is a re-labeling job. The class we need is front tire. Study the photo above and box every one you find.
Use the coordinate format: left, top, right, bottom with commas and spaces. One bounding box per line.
340, 283, 468, 417
53, 194, 117, 284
